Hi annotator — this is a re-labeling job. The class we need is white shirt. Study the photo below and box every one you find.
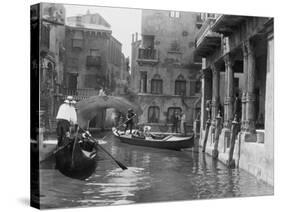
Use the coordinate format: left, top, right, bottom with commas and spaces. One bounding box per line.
69, 105, 77, 124
56, 103, 77, 124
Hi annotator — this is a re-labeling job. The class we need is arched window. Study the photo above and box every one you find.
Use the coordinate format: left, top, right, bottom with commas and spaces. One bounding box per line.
151, 74, 163, 94
175, 75, 186, 96
148, 106, 160, 123
167, 107, 182, 123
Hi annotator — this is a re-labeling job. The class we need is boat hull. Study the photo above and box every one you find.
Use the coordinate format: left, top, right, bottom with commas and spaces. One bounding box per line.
55, 139, 98, 180
113, 129, 194, 151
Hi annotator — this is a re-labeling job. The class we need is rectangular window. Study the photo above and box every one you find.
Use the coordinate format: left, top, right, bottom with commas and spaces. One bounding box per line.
175, 11, 180, 18
72, 30, 83, 49
175, 80, 186, 96
170, 11, 180, 18
140, 72, 147, 93
190, 81, 196, 96
195, 80, 201, 93
151, 79, 163, 94
148, 106, 160, 123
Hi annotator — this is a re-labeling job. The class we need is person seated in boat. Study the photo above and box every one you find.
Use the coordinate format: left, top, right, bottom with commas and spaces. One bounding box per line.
132, 126, 145, 139
78, 131, 97, 152
56, 96, 77, 146
143, 125, 152, 137
124, 108, 136, 134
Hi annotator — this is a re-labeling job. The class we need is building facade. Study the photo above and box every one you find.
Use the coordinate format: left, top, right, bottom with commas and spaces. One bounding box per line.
64, 12, 124, 99
195, 14, 273, 185
39, 3, 66, 133
64, 12, 128, 128
130, 10, 202, 132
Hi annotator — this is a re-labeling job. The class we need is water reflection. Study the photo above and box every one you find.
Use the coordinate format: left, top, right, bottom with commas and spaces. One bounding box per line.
40, 134, 273, 209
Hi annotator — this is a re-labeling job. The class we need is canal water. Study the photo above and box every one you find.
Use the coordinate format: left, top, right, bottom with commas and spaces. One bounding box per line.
39, 133, 273, 209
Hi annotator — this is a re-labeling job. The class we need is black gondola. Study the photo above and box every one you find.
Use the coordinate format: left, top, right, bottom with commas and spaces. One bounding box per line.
113, 128, 194, 151
55, 137, 98, 180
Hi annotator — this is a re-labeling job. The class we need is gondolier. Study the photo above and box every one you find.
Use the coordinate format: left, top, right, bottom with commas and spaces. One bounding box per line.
56, 96, 77, 146
124, 108, 136, 134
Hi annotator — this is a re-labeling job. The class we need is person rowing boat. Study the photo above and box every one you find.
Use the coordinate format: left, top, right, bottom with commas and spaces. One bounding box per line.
56, 96, 77, 147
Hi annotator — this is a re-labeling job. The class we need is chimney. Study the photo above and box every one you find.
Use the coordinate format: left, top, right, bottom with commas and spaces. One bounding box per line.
132, 34, 135, 43
76, 16, 83, 27
135, 32, 138, 41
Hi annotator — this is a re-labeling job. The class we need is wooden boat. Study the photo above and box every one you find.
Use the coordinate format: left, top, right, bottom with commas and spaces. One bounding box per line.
112, 128, 194, 150
55, 137, 98, 180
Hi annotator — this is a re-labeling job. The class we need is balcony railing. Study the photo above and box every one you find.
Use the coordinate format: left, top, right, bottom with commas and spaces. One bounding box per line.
194, 18, 221, 57
196, 19, 220, 47
63, 88, 98, 100
86, 55, 101, 67
137, 47, 159, 65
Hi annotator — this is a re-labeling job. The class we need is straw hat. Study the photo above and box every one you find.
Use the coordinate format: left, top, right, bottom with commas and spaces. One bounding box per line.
66, 96, 73, 101
64, 99, 70, 104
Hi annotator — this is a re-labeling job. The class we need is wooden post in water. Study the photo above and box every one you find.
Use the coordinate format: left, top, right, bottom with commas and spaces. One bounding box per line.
212, 111, 222, 159
202, 118, 211, 152
227, 115, 239, 168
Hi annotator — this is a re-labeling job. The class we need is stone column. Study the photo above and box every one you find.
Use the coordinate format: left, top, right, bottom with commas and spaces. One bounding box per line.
211, 65, 220, 126
241, 42, 248, 130
245, 40, 256, 133
223, 54, 234, 129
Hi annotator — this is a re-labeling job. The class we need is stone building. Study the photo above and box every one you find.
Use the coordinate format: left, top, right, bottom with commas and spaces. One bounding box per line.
195, 14, 273, 185
64, 12, 123, 99
39, 3, 66, 133
64, 12, 127, 129
130, 10, 202, 132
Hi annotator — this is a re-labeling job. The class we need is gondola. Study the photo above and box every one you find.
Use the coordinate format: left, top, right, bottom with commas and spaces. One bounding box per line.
112, 128, 194, 151
55, 136, 98, 180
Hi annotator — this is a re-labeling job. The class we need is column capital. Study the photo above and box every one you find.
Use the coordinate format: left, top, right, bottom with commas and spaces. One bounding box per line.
224, 96, 234, 105
246, 92, 256, 102
241, 92, 247, 103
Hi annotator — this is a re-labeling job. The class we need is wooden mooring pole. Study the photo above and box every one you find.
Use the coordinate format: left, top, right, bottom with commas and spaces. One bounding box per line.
227, 115, 239, 168
202, 118, 211, 152
212, 112, 222, 159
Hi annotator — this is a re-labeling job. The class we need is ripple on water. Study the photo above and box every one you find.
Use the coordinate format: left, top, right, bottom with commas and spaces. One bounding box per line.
79, 167, 151, 204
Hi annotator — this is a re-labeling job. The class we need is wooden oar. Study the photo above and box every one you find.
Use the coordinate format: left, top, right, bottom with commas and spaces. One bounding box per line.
80, 127, 128, 170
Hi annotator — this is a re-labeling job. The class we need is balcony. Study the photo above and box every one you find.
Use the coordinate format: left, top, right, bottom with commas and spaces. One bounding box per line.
63, 88, 98, 100
211, 15, 247, 35
86, 55, 101, 67
137, 48, 159, 66
194, 19, 221, 57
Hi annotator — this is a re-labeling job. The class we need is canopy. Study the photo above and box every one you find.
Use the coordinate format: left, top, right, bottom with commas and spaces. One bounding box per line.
76, 95, 142, 128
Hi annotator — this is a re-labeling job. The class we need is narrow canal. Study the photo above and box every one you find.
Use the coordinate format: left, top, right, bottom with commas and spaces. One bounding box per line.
40, 132, 273, 209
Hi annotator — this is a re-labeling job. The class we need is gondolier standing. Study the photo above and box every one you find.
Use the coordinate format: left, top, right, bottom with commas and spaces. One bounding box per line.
124, 108, 136, 134
56, 96, 77, 146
